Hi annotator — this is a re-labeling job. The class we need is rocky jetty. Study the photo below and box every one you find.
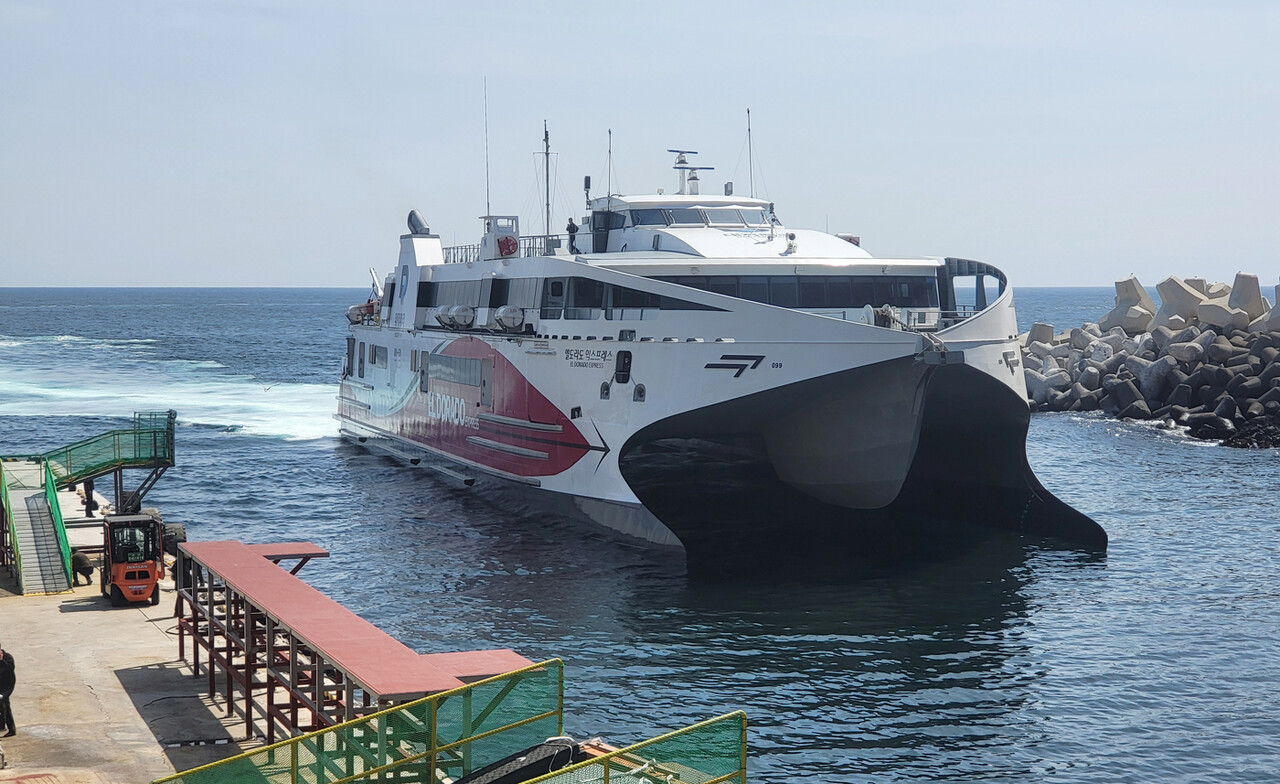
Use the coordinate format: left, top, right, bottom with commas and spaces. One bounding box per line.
1022, 272, 1280, 447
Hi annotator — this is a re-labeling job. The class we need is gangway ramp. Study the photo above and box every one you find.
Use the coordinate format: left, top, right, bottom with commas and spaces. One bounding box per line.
1, 459, 72, 594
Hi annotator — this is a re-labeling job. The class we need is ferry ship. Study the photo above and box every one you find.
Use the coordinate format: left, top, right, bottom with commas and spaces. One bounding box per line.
336, 150, 1105, 576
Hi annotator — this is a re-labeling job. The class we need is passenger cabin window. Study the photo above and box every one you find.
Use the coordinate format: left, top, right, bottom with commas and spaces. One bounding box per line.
429, 354, 483, 386
652, 275, 940, 310
542, 276, 725, 320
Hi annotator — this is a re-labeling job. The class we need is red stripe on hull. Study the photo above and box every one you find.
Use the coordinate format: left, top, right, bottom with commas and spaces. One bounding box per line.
339, 337, 592, 476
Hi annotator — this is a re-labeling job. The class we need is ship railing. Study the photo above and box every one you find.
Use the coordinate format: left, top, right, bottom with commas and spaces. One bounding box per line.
153, 659, 566, 784
443, 234, 569, 264
521, 711, 748, 784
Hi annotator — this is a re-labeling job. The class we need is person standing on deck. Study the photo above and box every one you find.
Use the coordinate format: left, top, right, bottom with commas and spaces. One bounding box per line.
0, 641, 15, 736
566, 218, 579, 254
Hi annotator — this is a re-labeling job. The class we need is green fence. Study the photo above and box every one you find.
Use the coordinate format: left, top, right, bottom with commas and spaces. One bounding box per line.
42, 458, 72, 587
154, 659, 565, 784
0, 460, 19, 583
525, 712, 748, 784
40, 409, 175, 487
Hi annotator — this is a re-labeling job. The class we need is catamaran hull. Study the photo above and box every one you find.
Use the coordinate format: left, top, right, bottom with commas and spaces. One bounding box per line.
338, 347, 1104, 578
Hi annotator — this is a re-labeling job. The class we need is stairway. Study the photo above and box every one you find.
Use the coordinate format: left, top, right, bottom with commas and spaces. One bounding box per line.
4, 462, 71, 595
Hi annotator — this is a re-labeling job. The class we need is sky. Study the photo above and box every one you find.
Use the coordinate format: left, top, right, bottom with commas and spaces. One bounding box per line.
0, 1, 1277, 288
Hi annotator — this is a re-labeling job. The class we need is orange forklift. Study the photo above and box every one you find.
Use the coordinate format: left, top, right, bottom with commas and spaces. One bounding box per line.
99, 514, 165, 606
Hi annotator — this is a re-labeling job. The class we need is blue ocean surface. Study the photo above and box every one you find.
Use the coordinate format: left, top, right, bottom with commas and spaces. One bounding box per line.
1, 287, 1278, 782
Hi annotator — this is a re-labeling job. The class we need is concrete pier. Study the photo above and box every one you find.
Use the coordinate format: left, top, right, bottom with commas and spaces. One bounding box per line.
0, 569, 251, 783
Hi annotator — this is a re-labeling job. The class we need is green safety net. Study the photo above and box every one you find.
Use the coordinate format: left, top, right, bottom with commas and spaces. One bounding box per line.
39, 410, 175, 486
157, 659, 564, 784
525, 712, 748, 784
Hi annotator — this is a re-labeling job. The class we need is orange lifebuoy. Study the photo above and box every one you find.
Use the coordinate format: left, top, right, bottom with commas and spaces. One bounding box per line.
497, 236, 518, 257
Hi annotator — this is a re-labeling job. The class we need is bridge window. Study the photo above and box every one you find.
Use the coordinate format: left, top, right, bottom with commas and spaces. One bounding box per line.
741, 208, 769, 226
631, 209, 668, 226
704, 208, 744, 226
667, 209, 704, 226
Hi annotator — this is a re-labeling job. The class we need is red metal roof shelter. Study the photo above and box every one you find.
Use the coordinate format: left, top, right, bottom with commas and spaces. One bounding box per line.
175, 540, 532, 742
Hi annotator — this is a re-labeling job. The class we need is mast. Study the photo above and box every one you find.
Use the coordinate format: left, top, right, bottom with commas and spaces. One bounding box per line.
747, 108, 755, 199
543, 121, 551, 240
483, 78, 491, 217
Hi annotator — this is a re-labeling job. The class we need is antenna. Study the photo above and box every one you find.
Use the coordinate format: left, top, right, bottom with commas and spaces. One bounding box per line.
606, 129, 612, 200
747, 108, 755, 198
483, 78, 491, 216
668, 150, 712, 195
543, 120, 551, 240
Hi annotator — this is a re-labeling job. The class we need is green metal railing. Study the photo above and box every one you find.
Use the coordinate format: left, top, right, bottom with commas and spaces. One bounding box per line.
42, 458, 72, 588
524, 712, 749, 784
40, 409, 176, 487
0, 460, 19, 584
153, 659, 566, 784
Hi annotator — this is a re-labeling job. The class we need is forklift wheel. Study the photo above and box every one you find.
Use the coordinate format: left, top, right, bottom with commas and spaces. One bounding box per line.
150, 586, 161, 606
110, 585, 126, 607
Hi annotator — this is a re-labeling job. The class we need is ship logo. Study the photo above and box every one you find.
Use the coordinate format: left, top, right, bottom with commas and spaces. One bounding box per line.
703, 354, 766, 378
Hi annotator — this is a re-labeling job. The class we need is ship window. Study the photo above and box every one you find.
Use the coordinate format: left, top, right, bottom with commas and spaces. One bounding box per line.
419, 352, 430, 391
852, 279, 874, 306
371, 345, 388, 368
488, 278, 509, 308
610, 285, 661, 309
410, 350, 417, 372
417, 281, 434, 307
384, 280, 395, 306
432, 279, 482, 308
739, 276, 768, 303
566, 277, 606, 319
550, 280, 564, 297
631, 209, 668, 226
704, 208, 743, 226
769, 277, 799, 307
358, 342, 366, 378
798, 277, 827, 308
827, 277, 852, 306
345, 337, 355, 377
667, 208, 704, 226
741, 208, 769, 226
708, 277, 738, 297
429, 354, 483, 386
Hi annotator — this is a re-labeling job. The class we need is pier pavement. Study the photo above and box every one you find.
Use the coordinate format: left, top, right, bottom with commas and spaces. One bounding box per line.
0, 557, 251, 783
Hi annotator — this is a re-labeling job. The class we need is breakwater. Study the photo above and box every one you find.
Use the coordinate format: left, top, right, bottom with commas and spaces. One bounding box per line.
1021, 272, 1280, 446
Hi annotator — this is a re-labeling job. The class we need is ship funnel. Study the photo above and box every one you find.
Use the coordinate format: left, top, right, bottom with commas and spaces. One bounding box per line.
407, 209, 431, 236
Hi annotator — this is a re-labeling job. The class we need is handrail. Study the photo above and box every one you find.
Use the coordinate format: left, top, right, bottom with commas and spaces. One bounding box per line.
42, 458, 72, 588
522, 711, 749, 784
443, 234, 567, 264
152, 658, 565, 784
38, 410, 176, 487
0, 461, 19, 586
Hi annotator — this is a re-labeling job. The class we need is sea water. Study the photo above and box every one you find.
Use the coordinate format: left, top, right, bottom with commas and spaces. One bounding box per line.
1, 287, 1277, 782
